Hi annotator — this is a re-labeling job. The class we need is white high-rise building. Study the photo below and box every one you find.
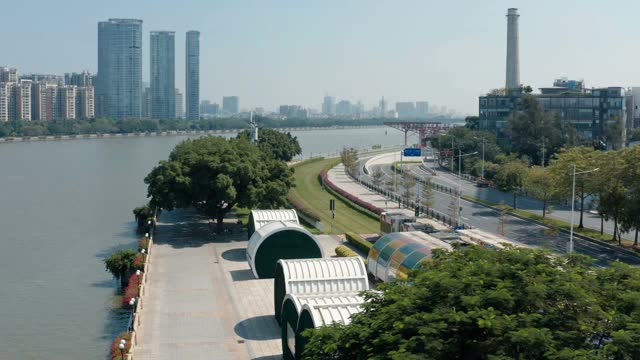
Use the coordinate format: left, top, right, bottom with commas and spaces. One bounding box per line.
57, 86, 76, 119
0, 82, 8, 121
505, 8, 520, 90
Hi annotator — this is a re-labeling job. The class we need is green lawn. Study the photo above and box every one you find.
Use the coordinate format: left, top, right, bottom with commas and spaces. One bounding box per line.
289, 158, 380, 234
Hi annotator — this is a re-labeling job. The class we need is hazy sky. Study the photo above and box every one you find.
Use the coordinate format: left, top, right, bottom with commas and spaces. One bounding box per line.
3, 0, 639, 114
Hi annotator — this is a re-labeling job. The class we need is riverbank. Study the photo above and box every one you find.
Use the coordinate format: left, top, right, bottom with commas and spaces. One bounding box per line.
0, 124, 385, 144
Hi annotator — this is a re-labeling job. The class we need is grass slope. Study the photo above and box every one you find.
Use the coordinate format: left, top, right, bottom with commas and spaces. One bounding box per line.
289, 158, 379, 234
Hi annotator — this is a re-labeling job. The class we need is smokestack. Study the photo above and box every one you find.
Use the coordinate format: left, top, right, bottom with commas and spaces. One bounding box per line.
505, 8, 520, 90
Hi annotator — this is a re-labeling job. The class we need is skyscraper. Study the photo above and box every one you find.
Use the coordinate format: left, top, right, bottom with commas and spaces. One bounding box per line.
175, 88, 183, 119
97, 19, 143, 119
150, 31, 175, 119
416, 101, 429, 118
185, 31, 200, 120
505, 8, 520, 90
223, 96, 239, 114
322, 96, 335, 115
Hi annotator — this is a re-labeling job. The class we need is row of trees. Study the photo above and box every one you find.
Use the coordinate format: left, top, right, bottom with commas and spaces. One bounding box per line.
494, 146, 640, 245
0, 116, 392, 138
302, 246, 640, 359
143, 129, 301, 232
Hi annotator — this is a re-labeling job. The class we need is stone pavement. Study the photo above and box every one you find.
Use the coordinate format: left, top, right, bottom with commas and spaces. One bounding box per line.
134, 209, 345, 360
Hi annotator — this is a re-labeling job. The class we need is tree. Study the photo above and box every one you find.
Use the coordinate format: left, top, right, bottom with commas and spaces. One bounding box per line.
401, 171, 416, 206
594, 150, 628, 243
420, 176, 435, 214
236, 128, 302, 161
340, 147, 359, 175
302, 247, 640, 360
507, 95, 565, 165
605, 116, 624, 150
371, 168, 385, 189
144, 136, 293, 232
464, 116, 479, 130
104, 249, 138, 288
523, 166, 556, 218
493, 159, 528, 209
547, 147, 599, 229
621, 147, 640, 246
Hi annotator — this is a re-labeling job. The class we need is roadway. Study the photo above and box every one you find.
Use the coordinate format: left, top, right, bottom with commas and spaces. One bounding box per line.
359, 154, 640, 267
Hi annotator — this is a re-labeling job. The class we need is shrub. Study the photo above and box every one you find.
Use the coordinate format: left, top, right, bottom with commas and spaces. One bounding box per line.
110, 332, 132, 359
320, 170, 384, 216
138, 236, 150, 252
122, 272, 143, 306
104, 249, 138, 288
131, 253, 147, 271
345, 232, 373, 253
335, 245, 358, 258
288, 197, 322, 222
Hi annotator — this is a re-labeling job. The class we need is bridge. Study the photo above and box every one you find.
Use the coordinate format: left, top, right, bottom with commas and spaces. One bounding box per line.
384, 121, 451, 146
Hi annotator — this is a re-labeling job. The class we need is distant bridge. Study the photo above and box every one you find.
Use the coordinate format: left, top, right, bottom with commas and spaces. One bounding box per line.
384, 121, 452, 146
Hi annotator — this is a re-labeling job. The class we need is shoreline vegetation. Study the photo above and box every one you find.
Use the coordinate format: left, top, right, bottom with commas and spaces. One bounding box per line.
0, 116, 426, 142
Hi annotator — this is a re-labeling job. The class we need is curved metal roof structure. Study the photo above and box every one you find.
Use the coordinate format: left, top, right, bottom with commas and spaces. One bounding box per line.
274, 257, 369, 324
247, 209, 299, 239
246, 221, 323, 279
367, 231, 452, 282
281, 293, 365, 360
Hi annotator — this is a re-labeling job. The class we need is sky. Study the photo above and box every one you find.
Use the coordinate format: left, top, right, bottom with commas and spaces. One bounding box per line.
2, 0, 640, 115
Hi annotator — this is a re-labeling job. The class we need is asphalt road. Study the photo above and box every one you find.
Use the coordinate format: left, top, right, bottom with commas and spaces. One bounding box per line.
360, 157, 640, 267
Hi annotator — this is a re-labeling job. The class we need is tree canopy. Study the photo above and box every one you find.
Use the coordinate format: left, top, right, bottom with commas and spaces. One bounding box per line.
144, 136, 294, 230
302, 246, 640, 359
236, 128, 302, 162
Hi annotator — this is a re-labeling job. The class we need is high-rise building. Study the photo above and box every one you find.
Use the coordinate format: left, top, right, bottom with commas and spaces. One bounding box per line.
11, 80, 32, 120
379, 96, 387, 117
322, 96, 335, 115
150, 31, 175, 119
185, 31, 200, 120
97, 18, 143, 119
279, 105, 307, 118
65, 71, 93, 87
57, 86, 76, 119
31, 82, 57, 121
76, 86, 95, 119
0, 67, 18, 83
336, 100, 353, 116
395, 102, 416, 119
223, 96, 239, 114
21, 74, 63, 86
416, 101, 429, 118
0, 82, 9, 121
505, 8, 520, 90
175, 88, 183, 119
142, 87, 151, 118
200, 100, 219, 115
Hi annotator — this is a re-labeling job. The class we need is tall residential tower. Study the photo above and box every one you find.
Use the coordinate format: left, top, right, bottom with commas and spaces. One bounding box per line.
150, 31, 176, 119
185, 31, 200, 120
97, 19, 143, 119
505, 8, 520, 90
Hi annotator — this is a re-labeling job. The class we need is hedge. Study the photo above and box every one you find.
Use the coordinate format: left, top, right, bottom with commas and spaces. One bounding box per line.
138, 236, 150, 252
132, 253, 147, 272
288, 197, 322, 223
320, 169, 384, 216
346, 232, 373, 253
122, 272, 142, 306
335, 245, 359, 258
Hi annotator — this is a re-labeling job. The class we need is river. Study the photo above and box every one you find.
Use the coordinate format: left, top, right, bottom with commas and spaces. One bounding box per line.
0, 127, 406, 359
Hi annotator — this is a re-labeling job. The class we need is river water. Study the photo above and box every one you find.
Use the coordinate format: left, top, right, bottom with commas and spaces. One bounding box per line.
0, 127, 405, 359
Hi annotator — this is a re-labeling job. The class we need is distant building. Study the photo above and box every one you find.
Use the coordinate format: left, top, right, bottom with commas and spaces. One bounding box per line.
11, 80, 32, 121
97, 18, 143, 119
379, 97, 387, 117
416, 101, 429, 118
200, 100, 219, 115
322, 96, 335, 115
76, 86, 95, 119
279, 105, 307, 118
223, 96, 239, 114
0, 82, 9, 121
0, 67, 18, 83
175, 88, 183, 119
479, 80, 627, 143
31, 82, 57, 121
335, 100, 352, 116
395, 102, 416, 119
185, 31, 200, 120
57, 86, 76, 119
150, 31, 176, 119
142, 87, 151, 118
21, 74, 63, 86
65, 71, 93, 87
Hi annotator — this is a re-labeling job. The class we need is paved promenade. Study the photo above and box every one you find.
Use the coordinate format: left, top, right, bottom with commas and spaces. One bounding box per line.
134, 209, 344, 360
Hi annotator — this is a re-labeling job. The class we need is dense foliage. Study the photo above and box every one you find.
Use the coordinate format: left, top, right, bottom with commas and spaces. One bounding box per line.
303, 246, 640, 359
236, 128, 302, 161
144, 136, 294, 231
103, 249, 138, 288
0, 116, 399, 138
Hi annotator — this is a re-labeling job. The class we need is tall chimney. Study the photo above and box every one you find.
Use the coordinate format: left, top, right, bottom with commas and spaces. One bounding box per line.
505, 8, 520, 90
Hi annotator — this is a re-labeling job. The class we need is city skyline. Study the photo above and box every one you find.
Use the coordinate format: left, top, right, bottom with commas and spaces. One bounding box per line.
5, 1, 640, 114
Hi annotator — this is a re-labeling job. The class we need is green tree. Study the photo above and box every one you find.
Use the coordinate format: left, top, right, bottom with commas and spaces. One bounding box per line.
371, 168, 385, 189
493, 159, 528, 209
605, 116, 624, 150
104, 249, 138, 288
523, 166, 556, 218
420, 176, 435, 214
464, 116, 479, 130
302, 247, 640, 360
340, 147, 359, 175
548, 147, 599, 229
236, 128, 302, 162
144, 136, 293, 232
401, 171, 416, 206
594, 150, 628, 243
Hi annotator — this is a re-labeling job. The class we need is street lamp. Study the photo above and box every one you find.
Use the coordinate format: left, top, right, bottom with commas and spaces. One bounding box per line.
136, 270, 142, 296
568, 165, 599, 253
119, 340, 126, 360
473, 136, 486, 179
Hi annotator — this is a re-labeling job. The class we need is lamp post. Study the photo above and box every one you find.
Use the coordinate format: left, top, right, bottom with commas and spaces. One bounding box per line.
136, 269, 141, 296
119, 340, 126, 360
568, 165, 599, 253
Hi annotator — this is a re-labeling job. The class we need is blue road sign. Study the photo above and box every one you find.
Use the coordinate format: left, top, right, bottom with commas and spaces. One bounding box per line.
403, 148, 421, 157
